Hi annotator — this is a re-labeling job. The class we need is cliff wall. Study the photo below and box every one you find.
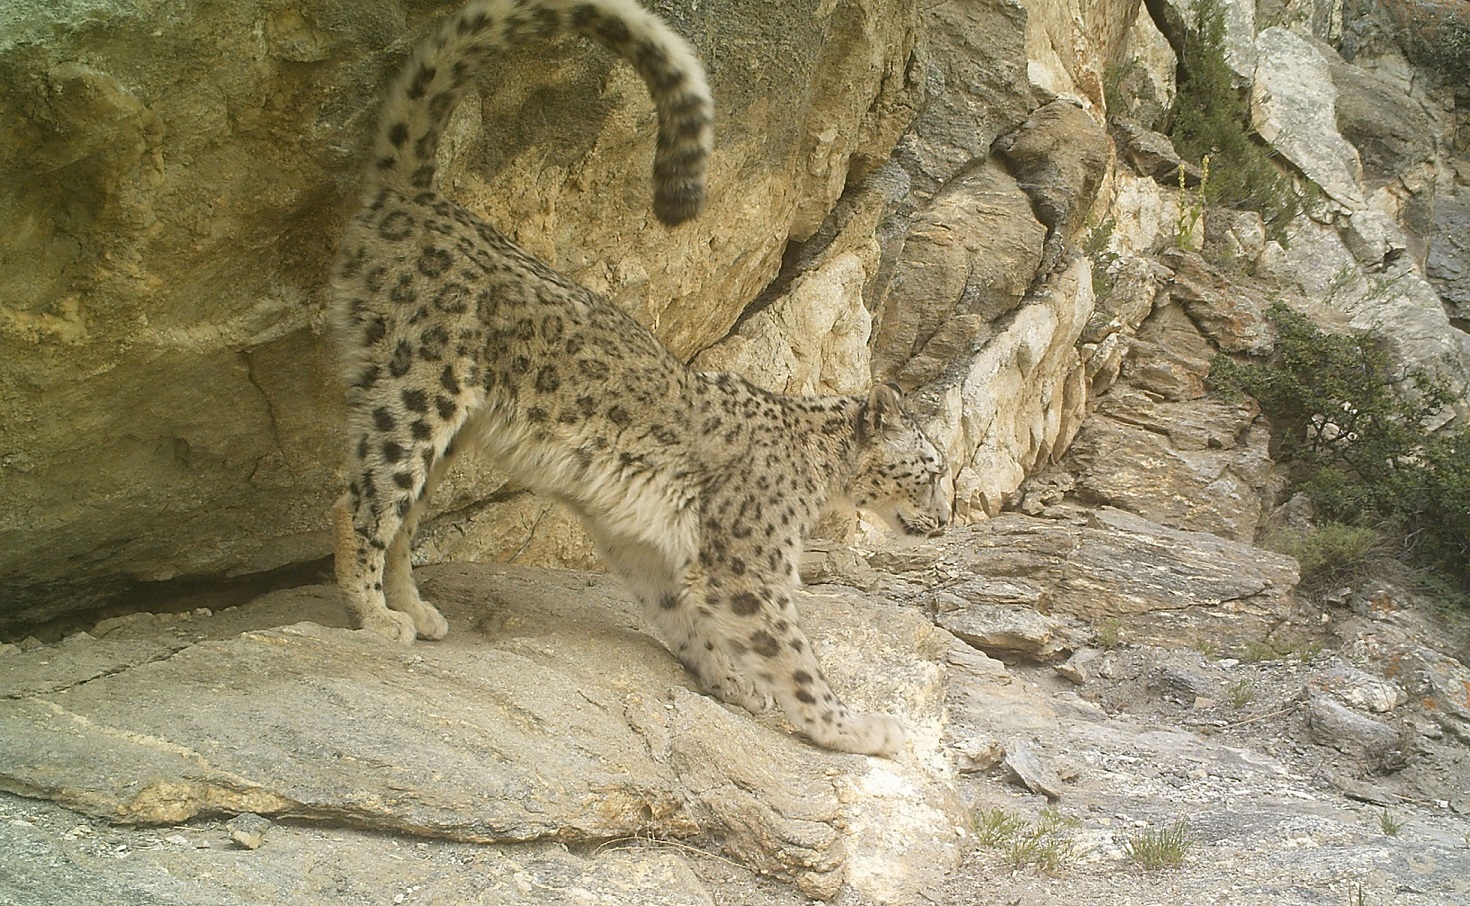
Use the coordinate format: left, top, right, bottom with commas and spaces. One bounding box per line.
1, 0, 1465, 627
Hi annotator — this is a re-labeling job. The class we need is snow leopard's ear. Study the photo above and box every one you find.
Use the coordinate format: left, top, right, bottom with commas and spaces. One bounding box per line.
859, 382, 905, 440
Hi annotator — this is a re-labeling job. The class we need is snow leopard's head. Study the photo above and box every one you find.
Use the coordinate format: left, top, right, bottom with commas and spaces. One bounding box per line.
848, 383, 952, 539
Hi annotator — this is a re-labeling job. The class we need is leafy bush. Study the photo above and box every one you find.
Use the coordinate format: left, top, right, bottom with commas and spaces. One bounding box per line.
1168, 0, 1301, 241
1208, 302, 1470, 591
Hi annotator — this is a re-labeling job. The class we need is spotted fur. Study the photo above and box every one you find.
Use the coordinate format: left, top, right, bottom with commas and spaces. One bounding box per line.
329, 0, 951, 756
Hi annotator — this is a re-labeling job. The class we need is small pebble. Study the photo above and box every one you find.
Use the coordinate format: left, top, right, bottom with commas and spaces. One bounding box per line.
227, 813, 272, 850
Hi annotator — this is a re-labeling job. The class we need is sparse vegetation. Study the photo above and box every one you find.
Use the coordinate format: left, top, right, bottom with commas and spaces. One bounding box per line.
1081, 217, 1116, 260
1239, 635, 1324, 664
1191, 636, 1220, 658
1102, 58, 1147, 121
972, 806, 1080, 874
1124, 820, 1192, 870
1168, 0, 1300, 242
1377, 808, 1405, 836
1175, 155, 1208, 252
1083, 218, 1120, 302
1226, 678, 1256, 709
1263, 522, 1393, 594
1285, 637, 1325, 662
1240, 640, 1278, 664
1096, 618, 1123, 650
1386, 0, 1470, 86
1209, 302, 1470, 595
973, 806, 1028, 847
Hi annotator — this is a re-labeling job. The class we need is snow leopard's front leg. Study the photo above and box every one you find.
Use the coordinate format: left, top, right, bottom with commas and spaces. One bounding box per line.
591, 529, 772, 715
648, 581, 775, 716
685, 539, 909, 757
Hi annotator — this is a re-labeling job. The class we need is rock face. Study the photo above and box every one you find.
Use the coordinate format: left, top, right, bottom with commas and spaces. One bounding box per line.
1428, 187, 1470, 322
0, 0, 924, 622
1252, 28, 1367, 210
6, 0, 1462, 626
1065, 386, 1274, 542
0, 0, 1135, 625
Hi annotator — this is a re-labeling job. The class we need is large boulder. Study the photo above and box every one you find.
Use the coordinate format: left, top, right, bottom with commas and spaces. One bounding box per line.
869, 159, 1046, 388
1250, 27, 1366, 210
996, 99, 1111, 268
0, 563, 960, 901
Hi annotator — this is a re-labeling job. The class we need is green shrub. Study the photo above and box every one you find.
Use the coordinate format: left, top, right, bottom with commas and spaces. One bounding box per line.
1168, 0, 1300, 242
1226, 678, 1256, 709
972, 806, 1080, 874
1377, 808, 1405, 836
1208, 302, 1470, 591
1124, 821, 1192, 870
972, 807, 1028, 847
1264, 522, 1393, 593
1083, 217, 1119, 302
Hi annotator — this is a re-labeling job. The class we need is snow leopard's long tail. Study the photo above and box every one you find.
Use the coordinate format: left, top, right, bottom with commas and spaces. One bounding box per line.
367, 0, 712, 225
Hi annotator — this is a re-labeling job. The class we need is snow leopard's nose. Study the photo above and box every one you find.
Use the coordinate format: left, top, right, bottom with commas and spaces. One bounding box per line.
933, 477, 953, 529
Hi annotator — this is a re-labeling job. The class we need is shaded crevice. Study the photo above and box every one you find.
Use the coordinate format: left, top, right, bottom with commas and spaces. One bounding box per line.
709, 152, 919, 358
725, 235, 811, 337
1141, 0, 1188, 76
0, 557, 333, 645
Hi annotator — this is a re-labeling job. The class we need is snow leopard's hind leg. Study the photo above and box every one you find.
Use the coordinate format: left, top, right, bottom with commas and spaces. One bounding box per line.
379, 439, 464, 640
650, 577, 775, 716
334, 398, 468, 644
689, 566, 907, 756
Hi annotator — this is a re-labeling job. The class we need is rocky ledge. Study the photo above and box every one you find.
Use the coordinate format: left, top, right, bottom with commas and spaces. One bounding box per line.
4, 512, 1468, 904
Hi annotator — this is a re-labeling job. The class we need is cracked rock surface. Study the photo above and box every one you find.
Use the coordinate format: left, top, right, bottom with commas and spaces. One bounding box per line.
0, 565, 958, 904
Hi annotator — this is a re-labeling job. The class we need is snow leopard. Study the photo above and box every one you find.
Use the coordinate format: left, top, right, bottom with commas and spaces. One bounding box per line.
329, 0, 952, 756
